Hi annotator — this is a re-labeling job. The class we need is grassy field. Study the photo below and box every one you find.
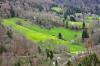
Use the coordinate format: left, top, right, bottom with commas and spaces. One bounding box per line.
3, 18, 86, 53
68, 21, 82, 28
51, 6, 63, 13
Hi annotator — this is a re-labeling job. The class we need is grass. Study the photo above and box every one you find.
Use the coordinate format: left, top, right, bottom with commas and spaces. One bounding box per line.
68, 21, 83, 28
98, 17, 100, 19
51, 7, 63, 13
3, 17, 86, 53
3, 18, 57, 42
85, 16, 94, 20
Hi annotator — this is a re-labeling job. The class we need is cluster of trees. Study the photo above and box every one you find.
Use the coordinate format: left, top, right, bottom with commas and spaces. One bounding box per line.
64, 6, 82, 16
65, 53, 100, 66
0, 23, 40, 66
46, 49, 54, 60
63, 13, 82, 30
78, 53, 100, 66
70, 16, 76, 22
89, 30, 100, 45
63, 0, 100, 15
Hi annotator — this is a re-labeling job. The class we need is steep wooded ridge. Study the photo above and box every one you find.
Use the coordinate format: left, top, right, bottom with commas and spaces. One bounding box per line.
0, 0, 100, 18
54, 0, 100, 14
0, 0, 53, 17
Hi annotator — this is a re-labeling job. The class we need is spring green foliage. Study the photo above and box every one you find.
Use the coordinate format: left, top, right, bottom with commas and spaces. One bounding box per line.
3, 18, 86, 53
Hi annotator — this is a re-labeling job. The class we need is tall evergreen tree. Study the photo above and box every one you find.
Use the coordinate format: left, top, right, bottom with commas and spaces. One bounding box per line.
10, 5, 15, 17
82, 22, 85, 29
50, 50, 53, 60
38, 46, 41, 54
66, 21, 68, 28
55, 60, 58, 66
46, 49, 50, 59
63, 12, 67, 26
82, 28, 89, 41
0, 18, 2, 25
64, 11, 67, 21
58, 33, 63, 39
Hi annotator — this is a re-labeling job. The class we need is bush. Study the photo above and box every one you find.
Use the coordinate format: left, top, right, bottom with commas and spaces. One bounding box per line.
16, 21, 22, 25
38, 46, 41, 54
78, 53, 100, 66
58, 33, 63, 39
67, 60, 73, 66
0, 45, 7, 54
70, 16, 76, 22
15, 61, 21, 66
0, 18, 2, 26
7, 30, 13, 39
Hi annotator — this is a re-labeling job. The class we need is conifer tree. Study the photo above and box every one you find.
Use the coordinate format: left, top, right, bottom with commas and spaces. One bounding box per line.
55, 60, 58, 66
7, 30, 13, 39
82, 28, 89, 41
82, 22, 85, 29
66, 21, 68, 28
58, 33, 63, 39
49, 50, 53, 60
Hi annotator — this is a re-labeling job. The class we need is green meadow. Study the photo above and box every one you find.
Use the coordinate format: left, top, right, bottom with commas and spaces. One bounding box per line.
3, 18, 86, 53
51, 6, 63, 13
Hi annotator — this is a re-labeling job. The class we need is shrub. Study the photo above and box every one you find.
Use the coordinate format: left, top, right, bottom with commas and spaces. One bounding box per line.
7, 30, 13, 39
58, 33, 63, 39
15, 61, 21, 66
38, 46, 41, 54
0, 45, 7, 54
78, 53, 100, 66
49, 50, 54, 60
70, 16, 76, 22
16, 21, 22, 25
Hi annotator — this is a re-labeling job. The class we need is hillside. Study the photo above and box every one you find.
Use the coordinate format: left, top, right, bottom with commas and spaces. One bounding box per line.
3, 18, 85, 53
54, 0, 100, 14
0, 0, 100, 66
0, 0, 100, 18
